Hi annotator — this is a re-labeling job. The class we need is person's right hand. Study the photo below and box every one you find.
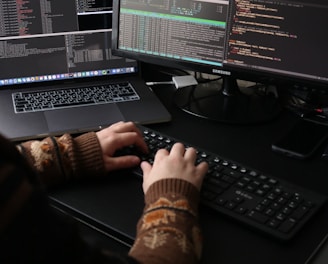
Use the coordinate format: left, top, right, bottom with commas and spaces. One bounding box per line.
96, 121, 148, 172
141, 143, 208, 194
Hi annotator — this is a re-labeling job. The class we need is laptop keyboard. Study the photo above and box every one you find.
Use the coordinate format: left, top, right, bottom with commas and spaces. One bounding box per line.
12, 82, 140, 113
118, 125, 327, 241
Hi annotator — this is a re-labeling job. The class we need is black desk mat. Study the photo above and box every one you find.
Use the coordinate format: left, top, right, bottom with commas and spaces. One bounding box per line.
49, 172, 328, 264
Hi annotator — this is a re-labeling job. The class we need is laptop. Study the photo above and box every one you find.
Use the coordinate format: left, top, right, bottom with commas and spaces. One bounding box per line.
0, 1, 171, 141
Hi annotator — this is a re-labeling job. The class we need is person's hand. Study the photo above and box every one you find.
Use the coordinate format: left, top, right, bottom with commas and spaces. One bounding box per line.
96, 121, 148, 171
141, 143, 208, 193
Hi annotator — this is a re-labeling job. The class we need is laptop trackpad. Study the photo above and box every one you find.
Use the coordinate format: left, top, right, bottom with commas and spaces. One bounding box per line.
45, 104, 124, 133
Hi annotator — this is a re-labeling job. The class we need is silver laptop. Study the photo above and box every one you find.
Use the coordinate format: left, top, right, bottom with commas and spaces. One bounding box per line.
0, 1, 171, 141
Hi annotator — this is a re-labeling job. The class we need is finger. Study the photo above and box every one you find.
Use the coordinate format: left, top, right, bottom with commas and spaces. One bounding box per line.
114, 132, 148, 153
169, 143, 186, 157
141, 161, 153, 194
196, 161, 209, 177
111, 122, 143, 137
154, 148, 169, 160
106, 155, 141, 171
140, 161, 152, 176
109, 121, 125, 130
184, 147, 197, 162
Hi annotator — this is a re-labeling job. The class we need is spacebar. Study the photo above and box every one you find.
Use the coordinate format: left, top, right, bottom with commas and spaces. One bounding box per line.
53, 101, 95, 108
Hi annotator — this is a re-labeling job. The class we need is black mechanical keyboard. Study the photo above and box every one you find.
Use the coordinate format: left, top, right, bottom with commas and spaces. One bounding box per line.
12, 82, 140, 113
122, 125, 327, 241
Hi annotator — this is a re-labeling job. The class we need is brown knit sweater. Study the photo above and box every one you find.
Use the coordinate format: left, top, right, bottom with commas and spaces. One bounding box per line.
0, 132, 202, 264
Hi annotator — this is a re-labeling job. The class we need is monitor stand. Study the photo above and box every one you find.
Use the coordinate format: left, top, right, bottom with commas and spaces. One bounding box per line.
174, 76, 282, 124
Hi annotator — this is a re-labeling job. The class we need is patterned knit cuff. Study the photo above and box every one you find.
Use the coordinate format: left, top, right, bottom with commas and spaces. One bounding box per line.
72, 132, 106, 179
144, 178, 200, 214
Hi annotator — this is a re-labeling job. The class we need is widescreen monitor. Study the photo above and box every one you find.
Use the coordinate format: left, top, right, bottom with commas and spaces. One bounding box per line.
112, 0, 328, 124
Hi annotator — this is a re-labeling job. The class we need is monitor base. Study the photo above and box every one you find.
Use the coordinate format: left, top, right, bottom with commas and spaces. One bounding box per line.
174, 77, 282, 124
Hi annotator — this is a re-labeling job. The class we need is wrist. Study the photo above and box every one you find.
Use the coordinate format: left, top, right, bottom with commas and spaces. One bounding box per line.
144, 178, 200, 213
73, 132, 106, 178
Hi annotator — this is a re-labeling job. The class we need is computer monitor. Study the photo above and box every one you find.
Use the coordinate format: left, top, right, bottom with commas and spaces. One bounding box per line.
0, 0, 137, 89
111, 0, 328, 124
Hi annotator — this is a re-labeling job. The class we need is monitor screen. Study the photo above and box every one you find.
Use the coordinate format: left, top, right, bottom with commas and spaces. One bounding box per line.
0, 0, 137, 88
112, 0, 328, 123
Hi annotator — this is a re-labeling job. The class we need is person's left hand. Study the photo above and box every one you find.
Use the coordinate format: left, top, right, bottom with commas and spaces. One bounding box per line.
96, 121, 148, 171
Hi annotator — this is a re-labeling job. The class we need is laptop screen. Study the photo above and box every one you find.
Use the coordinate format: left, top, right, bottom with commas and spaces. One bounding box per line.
0, 0, 137, 88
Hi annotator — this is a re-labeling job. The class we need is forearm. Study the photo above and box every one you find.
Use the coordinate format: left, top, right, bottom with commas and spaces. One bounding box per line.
129, 179, 202, 264
17, 132, 105, 187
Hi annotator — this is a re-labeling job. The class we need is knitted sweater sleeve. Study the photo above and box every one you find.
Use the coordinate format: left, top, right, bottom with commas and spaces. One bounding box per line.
129, 179, 203, 264
16, 132, 106, 187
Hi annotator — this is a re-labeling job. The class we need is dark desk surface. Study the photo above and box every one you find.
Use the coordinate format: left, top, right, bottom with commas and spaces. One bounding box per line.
50, 68, 328, 264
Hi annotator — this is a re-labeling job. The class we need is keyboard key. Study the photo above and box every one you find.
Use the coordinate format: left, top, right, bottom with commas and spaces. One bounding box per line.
278, 218, 297, 233
247, 210, 269, 224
